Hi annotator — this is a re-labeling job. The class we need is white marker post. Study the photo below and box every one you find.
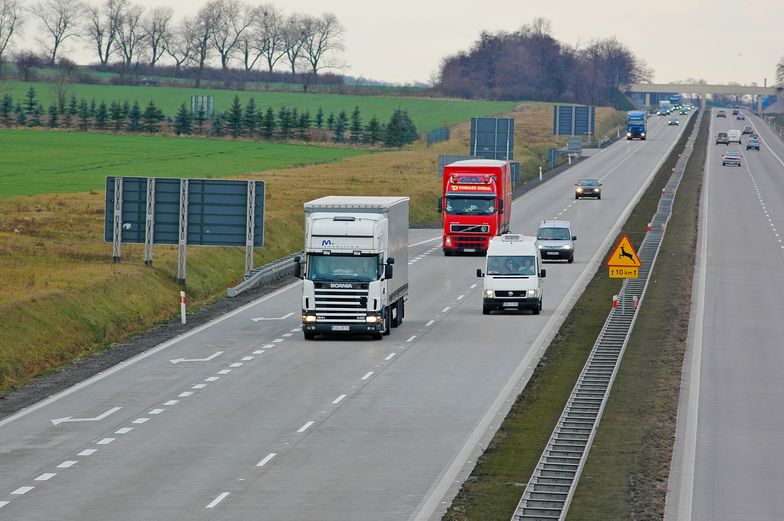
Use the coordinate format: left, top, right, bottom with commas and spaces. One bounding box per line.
180, 291, 187, 324
539, 166, 543, 181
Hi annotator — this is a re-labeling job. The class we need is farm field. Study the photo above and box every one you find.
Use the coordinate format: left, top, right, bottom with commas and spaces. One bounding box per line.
0, 80, 518, 132
0, 130, 369, 198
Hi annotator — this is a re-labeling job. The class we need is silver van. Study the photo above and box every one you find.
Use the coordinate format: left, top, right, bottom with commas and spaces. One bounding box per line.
536, 220, 577, 263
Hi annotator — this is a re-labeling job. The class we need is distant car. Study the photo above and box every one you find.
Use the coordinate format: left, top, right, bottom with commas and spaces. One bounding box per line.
140, 78, 160, 86
575, 178, 602, 200
668, 118, 679, 126
750, 133, 760, 140
742, 125, 753, 135
732, 109, 739, 115
679, 109, 689, 115
536, 220, 576, 263
717, 110, 727, 118
722, 152, 742, 167
746, 138, 760, 151
716, 132, 729, 145
736, 113, 746, 120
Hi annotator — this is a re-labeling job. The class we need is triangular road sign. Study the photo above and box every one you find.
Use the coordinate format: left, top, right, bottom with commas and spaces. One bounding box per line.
607, 235, 641, 267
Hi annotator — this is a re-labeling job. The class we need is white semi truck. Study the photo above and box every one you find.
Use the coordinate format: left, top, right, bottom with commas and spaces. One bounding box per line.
297, 196, 409, 340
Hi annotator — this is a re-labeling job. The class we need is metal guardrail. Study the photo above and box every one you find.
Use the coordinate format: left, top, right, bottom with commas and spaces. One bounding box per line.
226, 252, 300, 297
511, 109, 704, 521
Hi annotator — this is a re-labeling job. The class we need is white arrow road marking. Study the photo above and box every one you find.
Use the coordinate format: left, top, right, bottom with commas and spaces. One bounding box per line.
251, 312, 294, 322
51, 406, 122, 426
169, 351, 223, 364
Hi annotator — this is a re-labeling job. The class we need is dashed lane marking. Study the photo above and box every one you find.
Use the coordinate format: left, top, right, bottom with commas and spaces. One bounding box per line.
78, 449, 97, 456
11, 487, 33, 495
132, 418, 149, 424
148, 409, 164, 414
385, 353, 396, 361
115, 428, 133, 434
297, 421, 315, 433
332, 394, 347, 405
35, 473, 56, 481
56, 461, 77, 469
96, 438, 115, 445
205, 492, 230, 509
361, 371, 374, 380
256, 453, 277, 468
164, 400, 180, 405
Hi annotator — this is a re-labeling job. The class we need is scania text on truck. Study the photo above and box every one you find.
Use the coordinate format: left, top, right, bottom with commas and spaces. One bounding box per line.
438, 159, 512, 255
297, 196, 409, 340
626, 110, 647, 140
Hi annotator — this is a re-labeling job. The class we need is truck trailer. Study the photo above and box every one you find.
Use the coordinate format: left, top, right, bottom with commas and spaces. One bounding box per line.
298, 196, 409, 340
626, 110, 647, 140
438, 159, 512, 255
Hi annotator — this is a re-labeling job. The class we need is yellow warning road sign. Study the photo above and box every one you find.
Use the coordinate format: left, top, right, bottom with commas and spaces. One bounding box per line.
607, 235, 642, 268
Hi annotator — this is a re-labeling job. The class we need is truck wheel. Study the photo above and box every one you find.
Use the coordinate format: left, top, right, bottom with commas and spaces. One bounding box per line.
392, 300, 403, 327
383, 308, 391, 336
482, 304, 490, 315
532, 301, 541, 315
597, 194, 601, 200
444, 250, 453, 257
303, 331, 315, 340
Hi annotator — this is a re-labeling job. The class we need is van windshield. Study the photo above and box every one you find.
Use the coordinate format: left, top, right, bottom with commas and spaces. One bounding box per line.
537, 227, 571, 241
487, 255, 536, 276
307, 254, 380, 282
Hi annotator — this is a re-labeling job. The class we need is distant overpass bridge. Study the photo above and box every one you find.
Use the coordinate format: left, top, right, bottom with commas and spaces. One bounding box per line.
625, 83, 781, 111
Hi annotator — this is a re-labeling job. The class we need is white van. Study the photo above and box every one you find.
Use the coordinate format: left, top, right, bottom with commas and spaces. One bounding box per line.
476, 234, 545, 315
727, 129, 742, 144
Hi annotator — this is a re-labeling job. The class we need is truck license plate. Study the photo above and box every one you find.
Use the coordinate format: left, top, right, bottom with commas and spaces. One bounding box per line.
464, 248, 476, 252
331, 325, 350, 331
503, 302, 518, 307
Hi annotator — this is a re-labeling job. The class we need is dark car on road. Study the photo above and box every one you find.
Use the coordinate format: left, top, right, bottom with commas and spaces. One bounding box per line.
575, 178, 602, 200
742, 125, 754, 135
716, 132, 729, 145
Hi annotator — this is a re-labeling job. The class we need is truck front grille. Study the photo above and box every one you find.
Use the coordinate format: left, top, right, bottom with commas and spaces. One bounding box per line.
450, 224, 489, 233
314, 287, 369, 323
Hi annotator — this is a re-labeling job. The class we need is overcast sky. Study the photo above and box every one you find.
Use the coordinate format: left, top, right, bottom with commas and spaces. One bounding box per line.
18, 0, 781, 87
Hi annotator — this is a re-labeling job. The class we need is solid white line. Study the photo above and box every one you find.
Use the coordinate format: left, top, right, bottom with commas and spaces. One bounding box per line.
78, 449, 97, 456
56, 461, 77, 469
35, 473, 56, 481
385, 353, 396, 361
11, 487, 33, 495
132, 418, 149, 424
217, 369, 231, 375
205, 377, 219, 382
256, 453, 277, 467
409, 236, 440, 247
205, 492, 230, 509
332, 394, 347, 405
192, 384, 207, 389
441, 307, 450, 313
297, 421, 314, 433
406, 335, 416, 343
96, 438, 115, 445
178, 391, 194, 397
148, 408, 164, 414
164, 400, 180, 405
0, 281, 302, 429
425, 320, 434, 327
115, 427, 133, 434
361, 371, 374, 380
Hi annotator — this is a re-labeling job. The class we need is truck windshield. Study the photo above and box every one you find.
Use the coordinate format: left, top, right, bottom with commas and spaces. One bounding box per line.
307, 254, 380, 282
487, 255, 537, 276
445, 195, 496, 215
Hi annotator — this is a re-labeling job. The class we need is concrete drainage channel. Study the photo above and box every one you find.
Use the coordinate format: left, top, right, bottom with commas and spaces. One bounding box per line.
511, 109, 705, 521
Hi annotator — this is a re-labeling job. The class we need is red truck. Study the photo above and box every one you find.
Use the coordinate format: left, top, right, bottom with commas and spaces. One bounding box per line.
438, 159, 512, 255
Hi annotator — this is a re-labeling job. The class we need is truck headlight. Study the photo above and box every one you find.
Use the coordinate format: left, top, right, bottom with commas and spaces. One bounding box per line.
366, 314, 382, 323
484, 290, 494, 299
527, 289, 538, 298
626, 132, 631, 137
445, 236, 452, 246
303, 314, 317, 323
538, 244, 544, 249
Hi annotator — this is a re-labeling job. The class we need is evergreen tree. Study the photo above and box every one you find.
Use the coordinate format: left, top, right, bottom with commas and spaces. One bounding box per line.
194, 105, 207, 135
226, 95, 244, 138
141, 100, 163, 134
349, 106, 362, 144
297, 111, 311, 140
0, 95, 13, 127
278, 106, 291, 139
400, 109, 418, 144
47, 104, 59, 128
261, 106, 276, 139
212, 113, 225, 137
31, 103, 43, 126
333, 110, 347, 143
110, 101, 123, 132
364, 115, 383, 144
326, 112, 335, 130
127, 101, 142, 132
64, 96, 78, 129
384, 108, 418, 147
94, 101, 108, 130
174, 102, 193, 135
121, 101, 130, 119
290, 108, 299, 130
89, 98, 97, 118
244, 98, 258, 137
15, 103, 26, 126
24, 86, 37, 115
78, 99, 90, 130
315, 107, 324, 129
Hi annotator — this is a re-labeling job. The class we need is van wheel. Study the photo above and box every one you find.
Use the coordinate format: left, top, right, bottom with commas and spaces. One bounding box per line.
532, 301, 541, 315
482, 304, 490, 315
567, 254, 574, 264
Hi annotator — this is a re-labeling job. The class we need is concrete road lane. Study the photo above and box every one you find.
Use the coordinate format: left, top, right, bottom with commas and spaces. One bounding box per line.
667, 110, 784, 521
0, 114, 689, 521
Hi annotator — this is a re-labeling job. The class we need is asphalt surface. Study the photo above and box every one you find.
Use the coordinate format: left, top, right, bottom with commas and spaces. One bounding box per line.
666, 109, 784, 521
0, 114, 688, 521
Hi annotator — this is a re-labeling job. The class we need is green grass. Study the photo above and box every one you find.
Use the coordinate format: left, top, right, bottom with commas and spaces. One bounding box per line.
442, 111, 700, 521
0, 129, 368, 198
0, 80, 517, 132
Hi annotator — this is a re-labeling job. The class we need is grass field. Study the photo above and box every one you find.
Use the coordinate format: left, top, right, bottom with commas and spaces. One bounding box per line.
0, 102, 625, 392
0, 130, 368, 198
0, 80, 517, 132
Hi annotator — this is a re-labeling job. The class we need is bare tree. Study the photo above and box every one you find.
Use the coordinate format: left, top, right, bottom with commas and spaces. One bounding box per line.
301, 12, 343, 75
85, 0, 126, 65
211, 0, 255, 70
114, 3, 145, 67
192, 3, 219, 86
164, 18, 195, 71
282, 13, 306, 74
254, 4, 285, 72
777, 57, 784, 85
0, 0, 24, 66
143, 6, 172, 67
30, 0, 83, 64
49, 56, 75, 109
237, 3, 264, 71
14, 50, 42, 81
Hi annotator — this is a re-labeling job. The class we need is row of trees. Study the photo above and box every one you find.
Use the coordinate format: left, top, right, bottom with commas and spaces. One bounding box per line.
0, 0, 344, 84
0, 88, 419, 146
436, 18, 652, 107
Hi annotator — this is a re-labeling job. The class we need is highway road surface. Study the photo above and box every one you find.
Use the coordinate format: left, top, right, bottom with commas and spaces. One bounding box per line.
0, 114, 688, 521
666, 109, 784, 521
